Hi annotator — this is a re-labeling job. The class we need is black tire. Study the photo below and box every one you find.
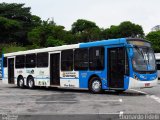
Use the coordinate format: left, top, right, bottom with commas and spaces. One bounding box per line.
27, 76, 35, 89
89, 77, 102, 94
17, 76, 24, 88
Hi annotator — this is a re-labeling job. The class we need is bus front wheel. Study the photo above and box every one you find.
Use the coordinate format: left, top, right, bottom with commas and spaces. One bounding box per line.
89, 77, 102, 94
27, 77, 35, 89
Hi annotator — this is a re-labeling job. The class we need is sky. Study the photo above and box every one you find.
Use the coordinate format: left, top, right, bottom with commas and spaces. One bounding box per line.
1, 0, 160, 34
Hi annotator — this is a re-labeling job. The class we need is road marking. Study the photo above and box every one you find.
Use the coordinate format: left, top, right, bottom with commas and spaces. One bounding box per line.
119, 99, 123, 102
119, 111, 124, 117
147, 95, 160, 103
130, 89, 147, 95
131, 89, 160, 104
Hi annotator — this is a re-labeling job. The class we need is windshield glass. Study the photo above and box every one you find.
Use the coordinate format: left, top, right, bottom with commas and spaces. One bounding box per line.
132, 47, 156, 72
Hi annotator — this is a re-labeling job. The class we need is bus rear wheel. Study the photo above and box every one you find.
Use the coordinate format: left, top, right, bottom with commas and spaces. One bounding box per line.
89, 77, 102, 94
17, 77, 24, 88
27, 77, 35, 89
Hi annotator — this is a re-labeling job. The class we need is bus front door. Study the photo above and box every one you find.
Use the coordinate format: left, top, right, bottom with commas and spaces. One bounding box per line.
50, 53, 60, 86
108, 47, 125, 89
8, 58, 14, 84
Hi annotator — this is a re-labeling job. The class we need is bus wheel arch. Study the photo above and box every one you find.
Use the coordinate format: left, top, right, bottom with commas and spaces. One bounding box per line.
17, 75, 24, 88
27, 75, 35, 89
88, 75, 102, 94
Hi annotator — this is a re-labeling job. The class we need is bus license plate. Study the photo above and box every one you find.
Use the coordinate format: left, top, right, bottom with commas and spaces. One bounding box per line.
145, 83, 150, 87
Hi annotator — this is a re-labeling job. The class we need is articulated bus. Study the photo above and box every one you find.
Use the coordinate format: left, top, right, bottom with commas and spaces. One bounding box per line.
2, 38, 158, 93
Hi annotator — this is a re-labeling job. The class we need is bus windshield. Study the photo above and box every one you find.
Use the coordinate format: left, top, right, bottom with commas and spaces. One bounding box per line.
132, 47, 156, 72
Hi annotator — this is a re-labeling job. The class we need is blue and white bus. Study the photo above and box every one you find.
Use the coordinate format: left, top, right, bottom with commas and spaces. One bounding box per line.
2, 38, 158, 93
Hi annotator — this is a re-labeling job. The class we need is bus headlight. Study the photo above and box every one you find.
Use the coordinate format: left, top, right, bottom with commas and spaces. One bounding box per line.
134, 74, 139, 80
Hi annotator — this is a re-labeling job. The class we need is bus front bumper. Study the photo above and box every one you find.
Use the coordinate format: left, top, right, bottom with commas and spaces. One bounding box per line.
128, 77, 158, 89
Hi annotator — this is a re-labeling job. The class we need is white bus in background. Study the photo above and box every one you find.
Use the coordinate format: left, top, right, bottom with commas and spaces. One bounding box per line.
155, 53, 160, 79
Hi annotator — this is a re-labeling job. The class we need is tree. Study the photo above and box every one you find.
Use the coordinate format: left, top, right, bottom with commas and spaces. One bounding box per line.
0, 2, 41, 44
0, 16, 21, 43
28, 20, 73, 47
72, 19, 98, 34
102, 25, 120, 39
102, 21, 144, 39
119, 21, 144, 38
146, 30, 160, 52
46, 36, 64, 47
71, 19, 101, 42
151, 25, 160, 32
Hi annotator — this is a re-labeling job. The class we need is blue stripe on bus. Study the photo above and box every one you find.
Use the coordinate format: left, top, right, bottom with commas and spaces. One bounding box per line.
79, 38, 126, 48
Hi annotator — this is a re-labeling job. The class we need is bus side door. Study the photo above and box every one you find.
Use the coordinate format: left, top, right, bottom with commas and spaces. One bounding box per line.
108, 47, 126, 89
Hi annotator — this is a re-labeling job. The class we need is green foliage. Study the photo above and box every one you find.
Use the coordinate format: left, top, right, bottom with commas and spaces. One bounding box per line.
28, 19, 75, 47
119, 21, 144, 38
1, 3, 155, 53
102, 21, 144, 39
72, 19, 98, 34
146, 30, 160, 52
46, 36, 65, 47
0, 43, 27, 53
71, 19, 101, 42
0, 16, 21, 43
0, 16, 21, 29
0, 2, 41, 44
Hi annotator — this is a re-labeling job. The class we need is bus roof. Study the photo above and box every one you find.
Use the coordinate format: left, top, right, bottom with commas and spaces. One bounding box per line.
4, 44, 79, 57
4, 38, 128, 57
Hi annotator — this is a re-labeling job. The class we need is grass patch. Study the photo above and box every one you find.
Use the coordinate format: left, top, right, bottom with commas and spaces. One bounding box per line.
0, 43, 27, 53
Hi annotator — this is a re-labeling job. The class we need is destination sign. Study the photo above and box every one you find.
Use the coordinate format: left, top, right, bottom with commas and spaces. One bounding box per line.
128, 40, 151, 47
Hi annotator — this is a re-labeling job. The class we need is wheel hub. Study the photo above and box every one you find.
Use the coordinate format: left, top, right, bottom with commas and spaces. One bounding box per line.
29, 80, 33, 87
92, 80, 101, 91
19, 79, 23, 87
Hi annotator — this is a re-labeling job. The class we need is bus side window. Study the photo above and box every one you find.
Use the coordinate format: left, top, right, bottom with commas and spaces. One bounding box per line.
61, 50, 73, 71
37, 52, 48, 67
26, 54, 36, 68
89, 46, 104, 70
16, 55, 25, 68
74, 48, 88, 71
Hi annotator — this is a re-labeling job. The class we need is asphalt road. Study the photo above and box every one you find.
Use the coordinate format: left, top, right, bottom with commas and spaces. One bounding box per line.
0, 81, 160, 120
